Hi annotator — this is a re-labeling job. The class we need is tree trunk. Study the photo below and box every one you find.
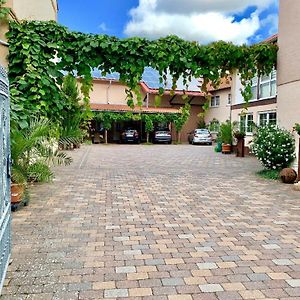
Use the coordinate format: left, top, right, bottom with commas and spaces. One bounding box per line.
105, 129, 108, 144
177, 131, 181, 143
146, 132, 149, 144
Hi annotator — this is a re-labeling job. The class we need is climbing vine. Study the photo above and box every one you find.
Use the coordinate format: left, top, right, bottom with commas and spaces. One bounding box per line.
7, 21, 278, 128
0, 0, 10, 22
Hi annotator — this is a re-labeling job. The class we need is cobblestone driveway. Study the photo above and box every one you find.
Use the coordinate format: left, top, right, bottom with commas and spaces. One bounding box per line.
3, 144, 300, 300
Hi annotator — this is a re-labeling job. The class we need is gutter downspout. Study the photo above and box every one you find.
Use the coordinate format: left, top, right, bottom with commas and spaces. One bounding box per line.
106, 80, 112, 104
146, 92, 149, 108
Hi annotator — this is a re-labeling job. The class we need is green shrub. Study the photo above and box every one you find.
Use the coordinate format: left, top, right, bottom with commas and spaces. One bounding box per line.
220, 120, 233, 144
251, 125, 295, 170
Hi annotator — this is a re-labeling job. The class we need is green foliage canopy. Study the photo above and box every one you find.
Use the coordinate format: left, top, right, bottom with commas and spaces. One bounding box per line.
7, 21, 278, 127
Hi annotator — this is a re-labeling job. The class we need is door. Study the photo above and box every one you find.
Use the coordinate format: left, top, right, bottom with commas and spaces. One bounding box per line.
0, 65, 11, 293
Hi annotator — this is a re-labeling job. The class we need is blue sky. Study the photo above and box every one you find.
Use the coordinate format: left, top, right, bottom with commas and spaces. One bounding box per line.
58, 0, 278, 45
58, 0, 138, 37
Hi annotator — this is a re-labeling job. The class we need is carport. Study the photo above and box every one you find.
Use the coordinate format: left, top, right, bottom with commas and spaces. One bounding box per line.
89, 104, 180, 143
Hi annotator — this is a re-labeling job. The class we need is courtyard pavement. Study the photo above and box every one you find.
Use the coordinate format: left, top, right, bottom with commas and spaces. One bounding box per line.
2, 144, 300, 300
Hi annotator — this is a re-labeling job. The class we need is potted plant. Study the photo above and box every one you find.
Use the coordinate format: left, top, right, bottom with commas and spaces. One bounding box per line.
10, 118, 72, 208
220, 120, 233, 153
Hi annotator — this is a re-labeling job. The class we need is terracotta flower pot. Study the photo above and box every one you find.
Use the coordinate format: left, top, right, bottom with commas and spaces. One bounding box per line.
11, 183, 24, 204
222, 143, 232, 154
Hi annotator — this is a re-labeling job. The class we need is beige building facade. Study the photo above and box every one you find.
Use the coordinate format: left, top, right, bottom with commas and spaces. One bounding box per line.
0, 0, 58, 66
205, 79, 232, 139
230, 64, 277, 147
89, 79, 205, 143
277, 0, 300, 166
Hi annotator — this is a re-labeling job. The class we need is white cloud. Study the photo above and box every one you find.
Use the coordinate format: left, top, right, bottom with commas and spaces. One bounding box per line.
99, 22, 108, 32
261, 13, 278, 35
124, 0, 277, 44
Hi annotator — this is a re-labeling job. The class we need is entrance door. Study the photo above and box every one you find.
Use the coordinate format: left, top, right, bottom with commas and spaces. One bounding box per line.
0, 65, 11, 293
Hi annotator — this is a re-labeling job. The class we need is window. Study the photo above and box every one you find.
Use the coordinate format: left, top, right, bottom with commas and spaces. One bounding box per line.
210, 95, 220, 107
259, 111, 277, 127
227, 94, 231, 105
259, 70, 277, 99
251, 76, 258, 100
209, 120, 220, 132
250, 69, 277, 100
240, 114, 254, 134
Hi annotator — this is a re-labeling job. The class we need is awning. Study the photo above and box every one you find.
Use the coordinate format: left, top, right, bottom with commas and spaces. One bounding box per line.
90, 104, 180, 114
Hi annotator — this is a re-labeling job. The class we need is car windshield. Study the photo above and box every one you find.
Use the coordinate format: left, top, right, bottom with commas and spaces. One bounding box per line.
195, 129, 209, 134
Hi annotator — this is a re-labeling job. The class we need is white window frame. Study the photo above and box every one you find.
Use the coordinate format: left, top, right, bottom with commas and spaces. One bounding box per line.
210, 95, 220, 107
258, 111, 277, 127
250, 69, 277, 101
239, 113, 254, 135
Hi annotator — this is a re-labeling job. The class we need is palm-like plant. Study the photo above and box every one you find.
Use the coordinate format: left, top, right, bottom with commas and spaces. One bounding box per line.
59, 116, 84, 149
11, 118, 72, 184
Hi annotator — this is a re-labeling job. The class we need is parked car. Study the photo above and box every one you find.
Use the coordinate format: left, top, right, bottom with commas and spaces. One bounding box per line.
153, 128, 172, 144
188, 129, 212, 145
121, 129, 140, 144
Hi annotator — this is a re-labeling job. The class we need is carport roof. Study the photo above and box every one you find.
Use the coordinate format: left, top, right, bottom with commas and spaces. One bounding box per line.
90, 103, 180, 114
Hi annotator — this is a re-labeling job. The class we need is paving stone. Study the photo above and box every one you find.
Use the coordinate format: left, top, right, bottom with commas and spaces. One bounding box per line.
162, 277, 184, 286
247, 273, 270, 281
195, 247, 214, 252
286, 279, 300, 287
168, 295, 192, 300
116, 266, 136, 273
239, 289, 266, 299
262, 244, 280, 250
3, 145, 300, 300
199, 284, 224, 293
272, 259, 294, 266
197, 263, 218, 270
129, 287, 152, 296
104, 288, 129, 298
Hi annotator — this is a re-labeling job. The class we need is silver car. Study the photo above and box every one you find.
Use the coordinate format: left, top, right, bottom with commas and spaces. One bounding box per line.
153, 128, 172, 144
188, 129, 212, 145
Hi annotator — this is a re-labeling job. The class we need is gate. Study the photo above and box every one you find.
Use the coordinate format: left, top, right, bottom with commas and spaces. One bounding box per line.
0, 65, 11, 293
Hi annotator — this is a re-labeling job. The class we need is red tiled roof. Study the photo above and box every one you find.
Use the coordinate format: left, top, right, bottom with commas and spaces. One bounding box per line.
90, 103, 180, 114
261, 34, 278, 44
206, 77, 232, 92
140, 82, 204, 97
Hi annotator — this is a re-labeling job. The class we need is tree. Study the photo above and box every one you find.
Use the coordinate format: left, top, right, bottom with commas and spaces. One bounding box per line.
173, 103, 191, 143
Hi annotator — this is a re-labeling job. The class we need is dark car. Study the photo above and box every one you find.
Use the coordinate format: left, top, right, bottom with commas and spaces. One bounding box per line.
153, 128, 172, 144
121, 129, 140, 144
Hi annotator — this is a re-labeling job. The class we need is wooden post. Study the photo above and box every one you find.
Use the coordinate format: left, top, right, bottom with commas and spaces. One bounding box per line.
105, 129, 108, 144
236, 138, 245, 157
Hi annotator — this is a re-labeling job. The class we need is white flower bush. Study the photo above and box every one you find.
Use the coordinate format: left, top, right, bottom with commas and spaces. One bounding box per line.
251, 125, 295, 170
